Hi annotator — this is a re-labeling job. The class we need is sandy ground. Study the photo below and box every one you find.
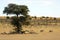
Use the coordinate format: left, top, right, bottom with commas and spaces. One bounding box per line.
0, 32, 60, 40
0, 25, 60, 40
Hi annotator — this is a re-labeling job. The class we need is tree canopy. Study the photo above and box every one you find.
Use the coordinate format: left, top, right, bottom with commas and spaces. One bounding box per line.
3, 3, 29, 16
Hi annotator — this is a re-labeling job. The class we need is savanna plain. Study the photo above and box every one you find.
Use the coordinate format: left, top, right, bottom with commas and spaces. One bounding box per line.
0, 24, 60, 40
0, 17, 60, 40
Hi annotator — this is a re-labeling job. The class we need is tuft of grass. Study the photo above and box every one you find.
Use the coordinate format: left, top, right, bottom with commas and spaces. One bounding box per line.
40, 30, 44, 32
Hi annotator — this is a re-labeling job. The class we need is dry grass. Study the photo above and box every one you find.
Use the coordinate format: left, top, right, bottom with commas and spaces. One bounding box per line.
0, 23, 60, 40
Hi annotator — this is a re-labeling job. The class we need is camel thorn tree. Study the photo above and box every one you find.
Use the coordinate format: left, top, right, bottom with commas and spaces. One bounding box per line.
3, 3, 30, 34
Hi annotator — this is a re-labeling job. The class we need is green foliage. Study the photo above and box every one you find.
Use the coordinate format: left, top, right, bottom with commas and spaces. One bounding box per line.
11, 16, 30, 33
34, 16, 37, 19
11, 17, 19, 27
54, 17, 56, 20
3, 3, 29, 16
19, 16, 26, 23
41, 16, 45, 18
6, 16, 10, 19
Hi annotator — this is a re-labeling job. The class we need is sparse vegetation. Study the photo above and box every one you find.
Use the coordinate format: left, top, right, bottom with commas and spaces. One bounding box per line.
49, 30, 53, 32
40, 30, 44, 32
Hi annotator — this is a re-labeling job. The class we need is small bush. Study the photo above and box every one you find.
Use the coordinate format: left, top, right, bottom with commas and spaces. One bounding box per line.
40, 30, 44, 32
49, 30, 53, 32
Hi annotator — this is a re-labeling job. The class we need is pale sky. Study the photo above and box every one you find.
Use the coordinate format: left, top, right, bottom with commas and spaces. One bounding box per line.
0, 0, 60, 17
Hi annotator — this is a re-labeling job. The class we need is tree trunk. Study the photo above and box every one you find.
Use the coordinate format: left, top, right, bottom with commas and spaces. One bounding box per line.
16, 14, 22, 33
